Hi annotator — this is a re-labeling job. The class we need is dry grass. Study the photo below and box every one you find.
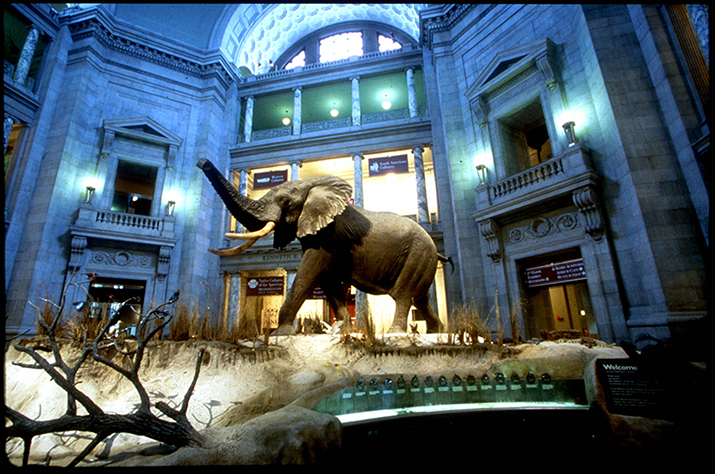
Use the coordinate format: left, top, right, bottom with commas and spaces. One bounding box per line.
449, 301, 492, 345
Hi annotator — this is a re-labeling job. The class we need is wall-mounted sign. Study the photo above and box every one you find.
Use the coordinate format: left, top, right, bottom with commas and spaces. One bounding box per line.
368, 155, 409, 177
309, 285, 326, 300
246, 276, 284, 296
253, 169, 288, 190
525, 258, 586, 288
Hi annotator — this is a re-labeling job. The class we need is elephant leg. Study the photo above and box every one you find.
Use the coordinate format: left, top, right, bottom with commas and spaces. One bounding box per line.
414, 294, 441, 333
388, 296, 413, 333
319, 276, 352, 332
275, 248, 332, 334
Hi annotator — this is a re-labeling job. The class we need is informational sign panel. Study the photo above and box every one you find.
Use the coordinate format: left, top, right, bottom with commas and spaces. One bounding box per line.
596, 359, 669, 419
253, 169, 288, 190
309, 285, 326, 300
525, 258, 586, 288
368, 155, 409, 177
246, 276, 284, 296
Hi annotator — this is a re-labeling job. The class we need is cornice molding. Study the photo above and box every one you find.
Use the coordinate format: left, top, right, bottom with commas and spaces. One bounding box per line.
65, 16, 239, 88
420, 4, 486, 47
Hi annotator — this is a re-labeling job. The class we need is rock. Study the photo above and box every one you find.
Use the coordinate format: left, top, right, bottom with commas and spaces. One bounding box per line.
126, 405, 342, 466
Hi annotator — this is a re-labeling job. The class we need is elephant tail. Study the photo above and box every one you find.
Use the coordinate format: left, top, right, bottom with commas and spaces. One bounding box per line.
438, 254, 455, 274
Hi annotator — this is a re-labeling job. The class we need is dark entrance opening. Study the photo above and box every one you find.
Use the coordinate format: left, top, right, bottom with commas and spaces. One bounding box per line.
87, 277, 146, 335
519, 248, 596, 340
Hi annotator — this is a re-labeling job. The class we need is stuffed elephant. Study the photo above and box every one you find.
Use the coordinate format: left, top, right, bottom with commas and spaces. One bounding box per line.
197, 158, 452, 334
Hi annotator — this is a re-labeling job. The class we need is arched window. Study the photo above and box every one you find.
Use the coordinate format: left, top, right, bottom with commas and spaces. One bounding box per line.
277, 22, 413, 70
319, 31, 363, 62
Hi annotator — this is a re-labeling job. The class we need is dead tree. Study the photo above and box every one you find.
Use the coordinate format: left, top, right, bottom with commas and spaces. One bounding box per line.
5, 274, 208, 467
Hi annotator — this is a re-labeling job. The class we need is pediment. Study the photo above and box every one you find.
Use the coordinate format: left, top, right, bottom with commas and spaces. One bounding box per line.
466, 38, 557, 99
103, 117, 183, 148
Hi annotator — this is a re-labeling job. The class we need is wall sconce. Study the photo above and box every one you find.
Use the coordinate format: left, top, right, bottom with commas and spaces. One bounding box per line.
475, 164, 487, 184
166, 200, 176, 216
84, 186, 95, 204
562, 121, 577, 146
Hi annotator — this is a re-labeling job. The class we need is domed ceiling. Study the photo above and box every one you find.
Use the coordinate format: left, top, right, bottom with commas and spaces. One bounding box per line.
106, 3, 427, 75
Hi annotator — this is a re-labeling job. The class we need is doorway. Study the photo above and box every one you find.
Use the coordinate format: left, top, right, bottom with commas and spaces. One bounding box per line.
520, 250, 597, 340
87, 277, 146, 335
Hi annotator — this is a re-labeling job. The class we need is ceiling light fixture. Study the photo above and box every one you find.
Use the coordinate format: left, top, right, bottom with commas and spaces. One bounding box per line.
381, 93, 392, 110
283, 110, 290, 126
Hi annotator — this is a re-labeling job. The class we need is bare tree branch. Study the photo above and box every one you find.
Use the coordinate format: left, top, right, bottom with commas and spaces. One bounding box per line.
5, 284, 207, 466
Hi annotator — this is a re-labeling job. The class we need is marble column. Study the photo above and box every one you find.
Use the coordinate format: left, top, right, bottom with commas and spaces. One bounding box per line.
243, 96, 254, 143
234, 168, 250, 233
351, 152, 368, 328
352, 153, 364, 207
227, 273, 242, 327
406, 68, 418, 118
292, 87, 302, 135
350, 77, 361, 126
413, 145, 429, 224
4, 116, 15, 155
13, 25, 40, 87
290, 161, 302, 181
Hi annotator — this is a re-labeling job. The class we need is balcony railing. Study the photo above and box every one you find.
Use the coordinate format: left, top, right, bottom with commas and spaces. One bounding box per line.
73, 206, 175, 240
474, 145, 596, 213
490, 157, 567, 201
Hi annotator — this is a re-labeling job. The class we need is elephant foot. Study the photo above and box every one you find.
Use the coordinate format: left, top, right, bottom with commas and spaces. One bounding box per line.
272, 324, 296, 336
388, 324, 407, 334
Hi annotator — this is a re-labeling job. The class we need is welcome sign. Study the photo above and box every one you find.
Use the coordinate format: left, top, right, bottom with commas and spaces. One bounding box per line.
368, 155, 409, 177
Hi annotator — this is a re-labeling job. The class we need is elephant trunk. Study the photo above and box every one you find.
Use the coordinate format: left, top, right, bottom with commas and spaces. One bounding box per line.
197, 158, 267, 232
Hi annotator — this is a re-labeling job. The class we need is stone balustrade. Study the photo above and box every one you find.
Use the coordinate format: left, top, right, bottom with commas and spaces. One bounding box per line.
74, 205, 175, 240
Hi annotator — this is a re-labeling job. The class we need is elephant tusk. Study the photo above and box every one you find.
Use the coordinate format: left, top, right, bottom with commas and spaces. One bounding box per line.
208, 237, 259, 256
225, 221, 276, 240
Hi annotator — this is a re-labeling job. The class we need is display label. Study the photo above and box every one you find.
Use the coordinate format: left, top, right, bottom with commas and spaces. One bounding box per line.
253, 170, 288, 189
368, 155, 409, 176
525, 258, 586, 288
246, 276, 284, 296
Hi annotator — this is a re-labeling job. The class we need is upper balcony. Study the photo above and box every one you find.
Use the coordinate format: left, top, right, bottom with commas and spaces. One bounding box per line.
472, 144, 600, 224
70, 203, 177, 247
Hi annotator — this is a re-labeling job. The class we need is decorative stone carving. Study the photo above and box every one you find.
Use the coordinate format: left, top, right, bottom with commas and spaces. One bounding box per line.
572, 187, 604, 241
470, 96, 488, 129
69, 235, 88, 272
157, 246, 172, 281
508, 212, 579, 243
479, 218, 501, 262
90, 250, 153, 268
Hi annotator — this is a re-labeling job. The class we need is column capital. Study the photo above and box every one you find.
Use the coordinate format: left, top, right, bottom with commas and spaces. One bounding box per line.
234, 167, 252, 175
349, 76, 360, 82
412, 145, 425, 154
290, 160, 303, 167
351, 152, 364, 160
293, 86, 303, 92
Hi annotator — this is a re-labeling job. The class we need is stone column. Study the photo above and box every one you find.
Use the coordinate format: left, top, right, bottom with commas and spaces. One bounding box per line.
243, 96, 254, 143
351, 152, 368, 329
234, 168, 250, 233
350, 77, 361, 126
13, 25, 40, 87
413, 145, 429, 224
227, 273, 242, 328
406, 68, 418, 118
292, 87, 302, 135
4, 116, 15, 155
352, 153, 364, 207
290, 161, 302, 181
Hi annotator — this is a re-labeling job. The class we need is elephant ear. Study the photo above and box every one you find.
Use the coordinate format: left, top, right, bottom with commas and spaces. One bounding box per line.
296, 176, 353, 238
